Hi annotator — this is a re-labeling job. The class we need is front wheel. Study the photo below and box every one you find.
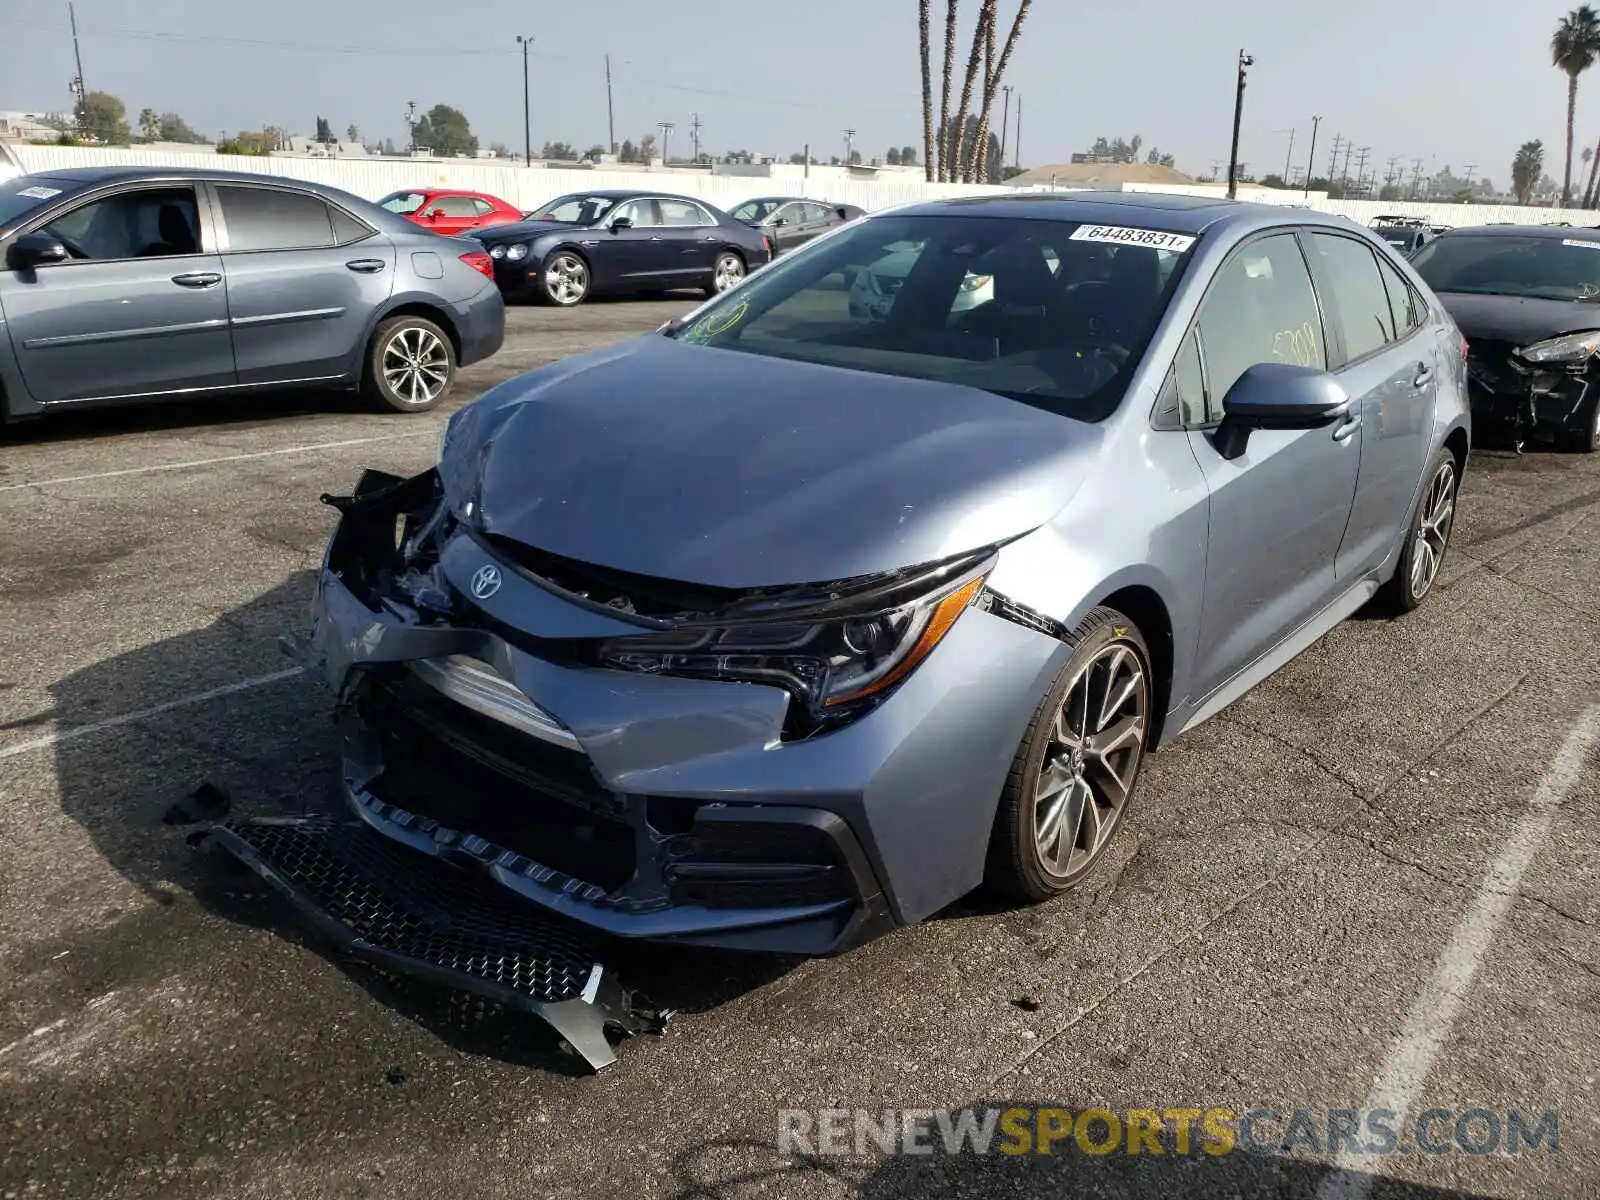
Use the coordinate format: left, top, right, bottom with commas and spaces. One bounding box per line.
705, 251, 746, 297
1565, 394, 1600, 452
1377, 447, 1458, 614
538, 251, 591, 307
985, 607, 1152, 903
362, 315, 456, 413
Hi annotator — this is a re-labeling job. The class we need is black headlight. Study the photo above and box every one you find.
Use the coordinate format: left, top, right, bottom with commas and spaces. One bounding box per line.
595, 558, 993, 735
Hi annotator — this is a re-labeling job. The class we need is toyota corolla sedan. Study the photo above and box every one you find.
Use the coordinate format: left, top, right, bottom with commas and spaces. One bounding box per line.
471, 189, 771, 306
275, 192, 1468, 973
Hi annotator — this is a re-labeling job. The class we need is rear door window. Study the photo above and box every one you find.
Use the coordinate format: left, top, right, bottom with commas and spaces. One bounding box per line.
1377, 255, 1424, 336
1306, 233, 1396, 363
216, 186, 337, 252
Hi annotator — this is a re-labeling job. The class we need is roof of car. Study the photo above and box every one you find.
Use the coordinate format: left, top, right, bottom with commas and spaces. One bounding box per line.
1431, 222, 1600, 241
886, 190, 1363, 236
18, 165, 333, 187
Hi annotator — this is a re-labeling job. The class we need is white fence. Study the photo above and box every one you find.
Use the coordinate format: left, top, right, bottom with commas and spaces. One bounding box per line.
5, 142, 1597, 230
3, 143, 1009, 213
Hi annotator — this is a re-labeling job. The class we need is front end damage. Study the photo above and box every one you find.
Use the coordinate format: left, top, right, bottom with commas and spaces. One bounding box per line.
1466, 338, 1596, 449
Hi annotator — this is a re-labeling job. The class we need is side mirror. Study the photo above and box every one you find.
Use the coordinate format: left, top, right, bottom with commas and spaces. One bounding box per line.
7, 232, 69, 270
427, 208, 445, 220
771, 217, 788, 228
610, 216, 633, 232
1212, 362, 1351, 460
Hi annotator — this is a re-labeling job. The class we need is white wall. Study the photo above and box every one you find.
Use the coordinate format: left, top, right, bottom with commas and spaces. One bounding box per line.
8, 143, 1596, 230
5, 144, 1009, 213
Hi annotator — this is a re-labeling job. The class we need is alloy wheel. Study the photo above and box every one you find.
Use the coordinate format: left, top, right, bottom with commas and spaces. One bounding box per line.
546, 254, 589, 305
1408, 460, 1456, 600
380, 326, 450, 408
1031, 642, 1148, 881
713, 253, 746, 292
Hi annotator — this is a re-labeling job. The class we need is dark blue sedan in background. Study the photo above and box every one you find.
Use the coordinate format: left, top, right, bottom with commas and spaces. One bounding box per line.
470, 190, 773, 306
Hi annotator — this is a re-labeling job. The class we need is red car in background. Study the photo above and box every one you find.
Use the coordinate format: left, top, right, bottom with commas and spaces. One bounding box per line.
377, 189, 522, 236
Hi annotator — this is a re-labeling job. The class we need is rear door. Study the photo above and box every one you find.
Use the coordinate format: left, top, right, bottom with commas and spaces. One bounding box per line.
654, 198, 722, 284
1183, 231, 1362, 700
2, 182, 235, 404
211, 182, 395, 385
801, 201, 842, 245
1301, 231, 1434, 578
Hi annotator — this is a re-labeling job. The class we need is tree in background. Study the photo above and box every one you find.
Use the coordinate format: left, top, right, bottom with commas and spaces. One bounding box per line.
1512, 140, 1546, 205
346, 123, 359, 144
382, 136, 398, 155
314, 115, 333, 144
901, 145, 918, 166
137, 107, 160, 140
938, 117, 1000, 181
1551, 6, 1600, 206
619, 138, 639, 163
638, 133, 657, 162
917, 0, 935, 181
918, 1, 1031, 182
158, 113, 205, 143
583, 145, 605, 161
887, 146, 902, 165
541, 141, 577, 161
412, 105, 477, 157
76, 91, 131, 145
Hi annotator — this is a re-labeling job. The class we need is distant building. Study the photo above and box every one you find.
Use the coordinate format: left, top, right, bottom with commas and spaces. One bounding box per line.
1004, 161, 1196, 188
0, 111, 66, 141
279, 136, 373, 159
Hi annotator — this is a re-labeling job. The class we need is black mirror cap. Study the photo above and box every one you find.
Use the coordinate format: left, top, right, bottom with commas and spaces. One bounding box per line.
610, 216, 634, 231
1213, 362, 1351, 460
7, 232, 69, 270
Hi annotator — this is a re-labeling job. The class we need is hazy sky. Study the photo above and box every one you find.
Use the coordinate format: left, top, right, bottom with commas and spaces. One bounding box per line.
0, 0, 1586, 189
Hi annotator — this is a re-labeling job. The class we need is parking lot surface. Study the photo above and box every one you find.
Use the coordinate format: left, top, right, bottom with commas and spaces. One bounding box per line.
3, 297, 1599, 1200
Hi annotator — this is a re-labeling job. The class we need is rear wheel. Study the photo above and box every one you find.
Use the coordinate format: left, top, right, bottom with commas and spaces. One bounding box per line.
705, 251, 746, 297
1377, 447, 1458, 613
362, 315, 455, 413
539, 251, 590, 307
986, 607, 1152, 903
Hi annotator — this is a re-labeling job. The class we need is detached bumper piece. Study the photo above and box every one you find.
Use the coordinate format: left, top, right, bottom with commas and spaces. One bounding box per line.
199, 816, 671, 1071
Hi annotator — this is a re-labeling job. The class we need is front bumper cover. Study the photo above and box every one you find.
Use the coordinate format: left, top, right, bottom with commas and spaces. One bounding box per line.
1466, 341, 1595, 443
196, 816, 670, 1071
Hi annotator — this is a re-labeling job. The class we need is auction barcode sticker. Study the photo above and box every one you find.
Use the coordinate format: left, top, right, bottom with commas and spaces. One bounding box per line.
1070, 224, 1196, 252
1562, 238, 1600, 250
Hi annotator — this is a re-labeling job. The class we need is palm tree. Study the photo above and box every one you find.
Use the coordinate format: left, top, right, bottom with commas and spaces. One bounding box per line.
1584, 145, 1599, 207
1513, 139, 1545, 206
919, 0, 935, 181
963, 0, 1032, 182
137, 107, 159, 141
938, 0, 959, 180
1552, 6, 1600, 206
949, 1, 992, 179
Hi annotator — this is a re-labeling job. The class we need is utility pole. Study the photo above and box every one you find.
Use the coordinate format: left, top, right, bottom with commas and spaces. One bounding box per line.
1282, 127, 1296, 184
844, 128, 856, 165
1354, 146, 1371, 196
605, 56, 617, 155
1385, 154, 1402, 187
803, 142, 809, 179
1303, 115, 1320, 198
999, 85, 1013, 177
657, 120, 674, 165
1226, 49, 1254, 199
1463, 162, 1477, 196
1326, 133, 1343, 185
515, 34, 533, 166
1013, 95, 1022, 168
1339, 141, 1353, 190
67, 1, 87, 131
405, 100, 417, 154
690, 112, 702, 164
1409, 158, 1425, 200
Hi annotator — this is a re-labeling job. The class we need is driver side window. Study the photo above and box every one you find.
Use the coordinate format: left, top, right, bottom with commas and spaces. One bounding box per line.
612, 199, 660, 228
41, 186, 202, 261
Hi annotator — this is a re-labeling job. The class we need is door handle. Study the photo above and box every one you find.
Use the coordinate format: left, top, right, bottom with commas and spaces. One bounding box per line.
1333, 414, 1361, 442
345, 258, 386, 273
1412, 364, 1434, 388
649, 236, 663, 242
171, 272, 221, 288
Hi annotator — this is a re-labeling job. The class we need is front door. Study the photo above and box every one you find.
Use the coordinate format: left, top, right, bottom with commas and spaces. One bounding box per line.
424, 194, 486, 237
2, 183, 235, 404
211, 182, 395, 385
1301, 231, 1437, 578
1182, 232, 1362, 700
600, 198, 674, 287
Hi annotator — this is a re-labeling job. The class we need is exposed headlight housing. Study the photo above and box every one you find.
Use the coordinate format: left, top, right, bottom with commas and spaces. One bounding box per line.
488, 244, 507, 259
1516, 330, 1600, 364
506, 243, 529, 261
595, 558, 993, 736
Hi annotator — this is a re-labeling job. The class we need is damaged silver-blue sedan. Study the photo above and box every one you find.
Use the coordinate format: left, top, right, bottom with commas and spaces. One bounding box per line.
212, 191, 1470, 1068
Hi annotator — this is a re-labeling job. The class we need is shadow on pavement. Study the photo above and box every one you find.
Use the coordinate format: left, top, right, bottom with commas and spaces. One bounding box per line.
47, 571, 791, 1076
0, 387, 374, 446
665, 1133, 1498, 1200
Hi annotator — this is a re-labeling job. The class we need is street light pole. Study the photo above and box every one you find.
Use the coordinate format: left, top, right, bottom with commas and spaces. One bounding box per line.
1227, 49, 1254, 200
515, 35, 533, 165
844, 128, 856, 165
1303, 115, 1321, 199
999, 86, 1013, 178
657, 121, 674, 165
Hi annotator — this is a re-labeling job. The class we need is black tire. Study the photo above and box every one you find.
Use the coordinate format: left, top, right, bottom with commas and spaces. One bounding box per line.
704, 251, 747, 298
1376, 445, 1459, 614
361, 315, 456, 414
537, 250, 591, 307
1564, 394, 1600, 452
985, 607, 1153, 903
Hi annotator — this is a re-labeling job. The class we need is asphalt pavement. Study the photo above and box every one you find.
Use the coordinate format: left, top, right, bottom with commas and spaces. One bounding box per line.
2, 297, 1599, 1200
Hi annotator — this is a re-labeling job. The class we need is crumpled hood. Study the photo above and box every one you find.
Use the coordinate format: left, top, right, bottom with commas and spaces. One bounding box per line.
438, 336, 1100, 588
1440, 291, 1600, 347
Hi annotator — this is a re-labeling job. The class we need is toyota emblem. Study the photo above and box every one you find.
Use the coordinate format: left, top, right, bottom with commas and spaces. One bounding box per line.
470, 564, 503, 600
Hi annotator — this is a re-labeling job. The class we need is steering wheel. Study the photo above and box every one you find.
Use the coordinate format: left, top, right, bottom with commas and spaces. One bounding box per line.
43, 228, 91, 260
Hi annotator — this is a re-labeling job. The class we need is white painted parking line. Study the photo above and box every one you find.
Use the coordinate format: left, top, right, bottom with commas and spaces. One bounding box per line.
0, 667, 305, 761
1315, 704, 1600, 1200
0, 430, 436, 493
